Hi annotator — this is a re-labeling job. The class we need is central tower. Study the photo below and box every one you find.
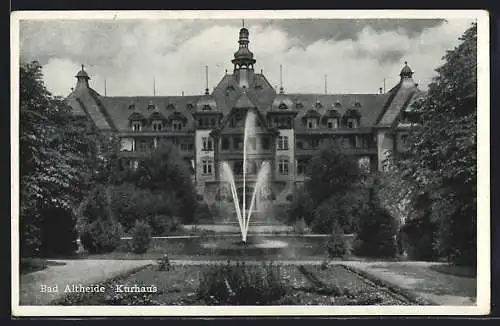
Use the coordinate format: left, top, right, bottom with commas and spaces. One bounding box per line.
232, 25, 256, 89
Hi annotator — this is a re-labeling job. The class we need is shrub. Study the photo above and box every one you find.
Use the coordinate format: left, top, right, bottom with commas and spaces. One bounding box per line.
157, 254, 172, 271
130, 220, 152, 254
196, 261, 287, 305
293, 217, 307, 234
81, 219, 122, 254
356, 184, 398, 258
39, 207, 78, 256
147, 215, 182, 236
326, 222, 349, 258
287, 187, 314, 225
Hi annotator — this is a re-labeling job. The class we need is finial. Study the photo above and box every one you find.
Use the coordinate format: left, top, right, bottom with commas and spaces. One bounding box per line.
242, 19, 245, 28
81, 64, 84, 71
404, 61, 408, 65
205, 65, 209, 95
279, 64, 283, 90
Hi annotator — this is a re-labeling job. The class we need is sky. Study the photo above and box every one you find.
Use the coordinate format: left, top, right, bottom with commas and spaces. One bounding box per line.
19, 18, 475, 97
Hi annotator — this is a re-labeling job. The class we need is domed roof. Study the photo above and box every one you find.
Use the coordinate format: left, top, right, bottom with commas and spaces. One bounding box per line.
400, 61, 413, 78
233, 46, 254, 60
75, 65, 90, 79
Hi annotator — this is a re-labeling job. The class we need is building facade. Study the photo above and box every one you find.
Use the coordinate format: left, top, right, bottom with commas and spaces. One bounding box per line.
66, 26, 423, 213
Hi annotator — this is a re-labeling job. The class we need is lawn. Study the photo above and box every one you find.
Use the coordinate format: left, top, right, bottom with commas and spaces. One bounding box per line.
53, 263, 415, 306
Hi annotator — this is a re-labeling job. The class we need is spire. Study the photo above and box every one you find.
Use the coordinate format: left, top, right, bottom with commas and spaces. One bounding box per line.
279, 64, 284, 94
324, 74, 327, 94
231, 25, 256, 71
204, 65, 209, 95
75, 64, 90, 89
153, 77, 156, 96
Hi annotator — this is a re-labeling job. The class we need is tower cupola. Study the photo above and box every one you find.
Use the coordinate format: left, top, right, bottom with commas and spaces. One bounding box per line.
231, 24, 256, 71
75, 64, 90, 89
400, 61, 414, 79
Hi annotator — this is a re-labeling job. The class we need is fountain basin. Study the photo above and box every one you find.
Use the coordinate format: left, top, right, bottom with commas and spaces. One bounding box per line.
199, 237, 289, 256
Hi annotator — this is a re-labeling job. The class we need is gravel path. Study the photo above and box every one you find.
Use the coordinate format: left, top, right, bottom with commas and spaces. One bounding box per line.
342, 261, 476, 306
19, 259, 154, 305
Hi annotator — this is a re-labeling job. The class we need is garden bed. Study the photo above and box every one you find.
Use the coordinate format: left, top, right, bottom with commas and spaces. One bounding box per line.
53, 262, 419, 306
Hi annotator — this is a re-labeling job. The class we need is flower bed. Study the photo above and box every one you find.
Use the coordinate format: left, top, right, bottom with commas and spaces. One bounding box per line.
53, 262, 419, 306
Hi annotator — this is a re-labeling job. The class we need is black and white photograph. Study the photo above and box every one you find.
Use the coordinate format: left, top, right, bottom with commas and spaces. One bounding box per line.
11, 10, 490, 316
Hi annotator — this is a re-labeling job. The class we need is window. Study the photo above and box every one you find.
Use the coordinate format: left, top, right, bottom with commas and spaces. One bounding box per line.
277, 136, 289, 150
202, 137, 213, 151
221, 137, 230, 150
297, 160, 308, 175
278, 159, 289, 175
233, 136, 243, 150
198, 119, 204, 128
131, 121, 142, 132
306, 118, 318, 129
326, 118, 338, 129
172, 119, 183, 131
202, 159, 213, 174
262, 136, 270, 150
346, 118, 359, 129
188, 143, 194, 151
180, 143, 188, 152
296, 141, 303, 149
152, 120, 163, 132
234, 161, 243, 175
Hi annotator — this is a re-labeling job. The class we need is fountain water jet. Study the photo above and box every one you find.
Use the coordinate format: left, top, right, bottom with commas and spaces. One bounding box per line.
220, 109, 271, 243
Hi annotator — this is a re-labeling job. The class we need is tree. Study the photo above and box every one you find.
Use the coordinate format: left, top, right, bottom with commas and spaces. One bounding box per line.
356, 180, 398, 258
306, 140, 361, 206
393, 24, 477, 266
127, 143, 198, 223
80, 185, 122, 254
19, 61, 100, 256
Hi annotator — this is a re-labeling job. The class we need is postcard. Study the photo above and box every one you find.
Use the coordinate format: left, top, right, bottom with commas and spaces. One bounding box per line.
11, 9, 490, 317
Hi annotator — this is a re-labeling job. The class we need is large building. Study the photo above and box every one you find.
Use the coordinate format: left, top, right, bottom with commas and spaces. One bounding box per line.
66, 26, 423, 213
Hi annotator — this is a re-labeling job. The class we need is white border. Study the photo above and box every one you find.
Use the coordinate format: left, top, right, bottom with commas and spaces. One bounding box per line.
11, 9, 490, 317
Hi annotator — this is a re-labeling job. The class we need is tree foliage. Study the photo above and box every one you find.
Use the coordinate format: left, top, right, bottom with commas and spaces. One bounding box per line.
122, 144, 198, 223
392, 23, 477, 265
306, 140, 362, 206
19, 61, 101, 256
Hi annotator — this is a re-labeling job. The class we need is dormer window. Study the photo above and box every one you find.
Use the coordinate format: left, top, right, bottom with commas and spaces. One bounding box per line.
306, 118, 318, 129
342, 109, 361, 128
152, 120, 163, 132
254, 84, 263, 90
346, 118, 359, 129
147, 103, 155, 110
131, 121, 142, 132
278, 102, 288, 110
334, 101, 342, 109
295, 102, 304, 109
171, 119, 183, 131
315, 101, 323, 109
202, 104, 212, 111
167, 104, 175, 110
187, 103, 194, 110
326, 118, 339, 129
128, 103, 136, 110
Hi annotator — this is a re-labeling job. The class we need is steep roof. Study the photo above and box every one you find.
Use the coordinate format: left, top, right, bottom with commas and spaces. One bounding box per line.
98, 95, 199, 131
287, 93, 389, 131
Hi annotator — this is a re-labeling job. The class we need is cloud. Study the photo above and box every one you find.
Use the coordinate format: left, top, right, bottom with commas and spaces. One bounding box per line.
20, 18, 475, 97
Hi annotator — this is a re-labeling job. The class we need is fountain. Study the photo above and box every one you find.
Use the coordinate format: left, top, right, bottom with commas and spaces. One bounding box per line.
200, 108, 289, 256
220, 110, 271, 244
